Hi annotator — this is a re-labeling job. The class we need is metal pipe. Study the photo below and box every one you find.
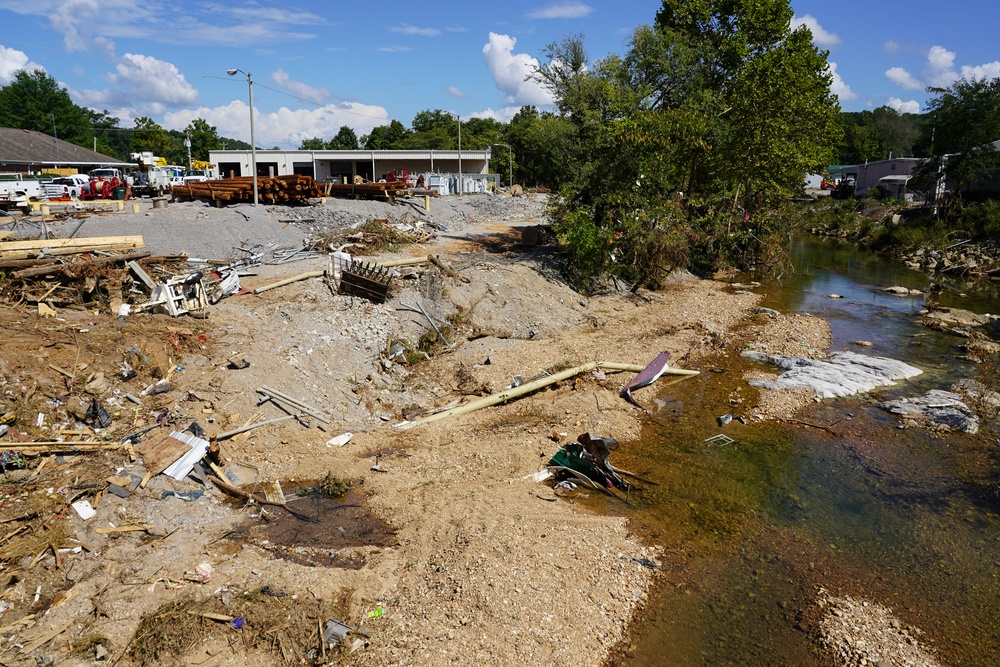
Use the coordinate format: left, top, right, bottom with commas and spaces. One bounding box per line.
257, 386, 331, 424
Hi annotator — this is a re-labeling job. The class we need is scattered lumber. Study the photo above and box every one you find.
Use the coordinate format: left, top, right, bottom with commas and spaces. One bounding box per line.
11, 250, 151, 280
0, 235, 145, 261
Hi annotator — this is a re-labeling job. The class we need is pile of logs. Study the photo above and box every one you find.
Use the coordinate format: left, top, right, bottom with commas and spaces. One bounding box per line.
171, 175, 324, 205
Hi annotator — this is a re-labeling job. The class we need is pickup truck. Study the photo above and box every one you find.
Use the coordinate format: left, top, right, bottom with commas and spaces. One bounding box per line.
0, 173, 44, 213
43, 174, 90, 199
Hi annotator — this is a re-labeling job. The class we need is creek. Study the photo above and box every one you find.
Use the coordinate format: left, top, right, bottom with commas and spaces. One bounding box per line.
608, 236, 1000, 666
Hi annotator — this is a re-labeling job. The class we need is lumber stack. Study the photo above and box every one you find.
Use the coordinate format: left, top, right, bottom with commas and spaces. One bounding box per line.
324, 180, 413, 202
171, 175, 324, 205
0, 235, 145, 261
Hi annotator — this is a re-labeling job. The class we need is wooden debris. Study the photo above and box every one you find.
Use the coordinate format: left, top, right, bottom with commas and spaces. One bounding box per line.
94, 525, 153, 535
0, 235, 144, 261
252, 270, 325, 294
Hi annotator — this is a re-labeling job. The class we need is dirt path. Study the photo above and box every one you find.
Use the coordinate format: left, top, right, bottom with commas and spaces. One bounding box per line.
0, 195, 818, 666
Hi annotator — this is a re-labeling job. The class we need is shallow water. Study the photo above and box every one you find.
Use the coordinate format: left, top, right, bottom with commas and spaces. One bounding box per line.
609, 236, 1000, 666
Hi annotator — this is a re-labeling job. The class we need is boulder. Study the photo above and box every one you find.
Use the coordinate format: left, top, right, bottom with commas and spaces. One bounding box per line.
880, 389, 979, 434
741, 350, 923, 398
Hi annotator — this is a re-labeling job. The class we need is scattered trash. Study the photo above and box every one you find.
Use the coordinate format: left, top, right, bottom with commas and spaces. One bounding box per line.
226, 358, 250, 370
365, 607, 385, 620
161, 489, 205, 501
71, 500, 96, 520
323, 619, 353, 647
716, 413, 747, 426
620, 351, 699, 409
705, 434, 736, 447
231, 616, 245, 629
325, 432, 353, 447
183, 562, 213, 583
159, 431, 211, 481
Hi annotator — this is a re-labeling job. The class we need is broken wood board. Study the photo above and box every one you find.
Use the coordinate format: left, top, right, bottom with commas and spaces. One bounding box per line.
137, 433, 192, 486
0, 235, 144, 260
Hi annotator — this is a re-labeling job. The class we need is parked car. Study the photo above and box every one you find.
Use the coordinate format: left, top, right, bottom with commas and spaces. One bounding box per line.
43, 174, 90, 199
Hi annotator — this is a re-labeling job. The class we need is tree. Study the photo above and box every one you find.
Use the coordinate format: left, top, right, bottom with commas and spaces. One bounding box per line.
185, 118, 221, 161
328, 125, 359, 150
916, 76, 1000, 204
87, 109, 127, 160
131, 117, 172, 157
362, 120, 409, 149
0, 70, 94, 148
299, 137, 326, 150
537, 0, 842, 287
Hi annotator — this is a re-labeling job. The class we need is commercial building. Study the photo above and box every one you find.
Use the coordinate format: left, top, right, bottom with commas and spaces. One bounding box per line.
208, 148, 492, 185
0, 127, 132, 175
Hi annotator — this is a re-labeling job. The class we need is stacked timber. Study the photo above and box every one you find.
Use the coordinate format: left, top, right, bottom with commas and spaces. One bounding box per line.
171, 175, 324, 205
324, 179, 416, 203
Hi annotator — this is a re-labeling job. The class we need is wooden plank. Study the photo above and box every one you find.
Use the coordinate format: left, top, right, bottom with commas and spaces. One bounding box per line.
137, 433, 191, 480
0, 235, 144, 252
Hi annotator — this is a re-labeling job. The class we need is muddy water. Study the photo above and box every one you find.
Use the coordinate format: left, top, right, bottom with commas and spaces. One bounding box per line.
606, 236, 1000, 666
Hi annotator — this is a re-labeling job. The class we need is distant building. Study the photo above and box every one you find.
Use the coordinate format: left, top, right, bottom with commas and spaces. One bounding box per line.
0, 127, 131, 174
853, 157, 923, 197
209, 148, 492, 186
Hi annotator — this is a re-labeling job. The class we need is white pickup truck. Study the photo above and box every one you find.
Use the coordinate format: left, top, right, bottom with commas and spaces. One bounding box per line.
43, 174, 90, 199
0, 173, 44, 213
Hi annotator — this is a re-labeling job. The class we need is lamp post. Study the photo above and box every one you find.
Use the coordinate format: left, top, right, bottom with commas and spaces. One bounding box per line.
451, 113, 462, 195
493, 143, 512, 187
226, 68, 258, 206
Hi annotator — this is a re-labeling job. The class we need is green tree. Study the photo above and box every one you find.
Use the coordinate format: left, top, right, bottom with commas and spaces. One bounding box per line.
299, 137, 327, 150
916, 76, 1000, 205
362, 120, 410, 149
87, 109, 127, 159
0, 70, 94, 148
131, 117, 172, 157
537, 0, 841, 287
328, 125, 359, 150
185, 118, 221, 161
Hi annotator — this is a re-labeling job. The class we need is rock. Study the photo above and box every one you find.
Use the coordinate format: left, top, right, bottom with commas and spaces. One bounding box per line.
883, 286, 922, 296
919, 307, 990, 331
828, 294, 843, 299
880, 389, 979, 434
741, 350, 923, 398
854, 341, 874, 347
755, 307, 780, 317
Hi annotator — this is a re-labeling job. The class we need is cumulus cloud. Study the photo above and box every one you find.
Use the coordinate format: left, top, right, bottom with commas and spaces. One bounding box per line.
163, 101, 389, 150
72, 53, 198, 117
270, 68, 330, 103
482, 32, 555, 107
884, 45, 1000, 93
389, 23, 440, 37
444, 85, 466, 98
827, 62, 856, 101
885, 66, 922, 90
469, 106, 523, 123
0, 44, 44, 85
790, 14, 840, 47
923, 45, 958, 87
887, 97, 920, 114
526, 1, 592, 19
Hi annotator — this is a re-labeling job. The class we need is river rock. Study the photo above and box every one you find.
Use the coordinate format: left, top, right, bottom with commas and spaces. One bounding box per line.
741, 350, 923, 398
883, 286, 923, 296
918, 307, 990, 332
880, 389, 979, 434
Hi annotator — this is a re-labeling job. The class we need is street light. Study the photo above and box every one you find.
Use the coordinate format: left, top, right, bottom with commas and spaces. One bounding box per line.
227, 68, 258, 206
450, 112, 462, 195
494, 143, 512, 187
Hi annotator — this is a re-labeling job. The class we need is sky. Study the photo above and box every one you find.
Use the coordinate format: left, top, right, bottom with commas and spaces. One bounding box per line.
0, 1, 998, 150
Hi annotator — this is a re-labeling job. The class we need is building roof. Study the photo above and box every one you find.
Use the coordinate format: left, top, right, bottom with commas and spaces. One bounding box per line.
0, 127, 131, 167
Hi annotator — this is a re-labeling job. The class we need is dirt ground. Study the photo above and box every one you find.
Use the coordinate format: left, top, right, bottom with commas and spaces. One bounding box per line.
0, 194, 841, 666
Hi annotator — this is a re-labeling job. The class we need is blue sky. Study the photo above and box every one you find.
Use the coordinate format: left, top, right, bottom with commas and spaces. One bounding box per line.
0, 1, 997, 149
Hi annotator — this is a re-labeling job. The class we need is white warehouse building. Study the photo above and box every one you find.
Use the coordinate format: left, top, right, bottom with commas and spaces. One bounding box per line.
209, 148, 493, 187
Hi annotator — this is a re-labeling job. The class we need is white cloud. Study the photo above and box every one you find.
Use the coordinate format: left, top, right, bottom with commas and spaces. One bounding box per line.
377, 45, 413, 53
885, 66, 922, 90
72, 53, 198, 116
389, 23, 440, 37
887, 97, 920, 114
790, 14, 840, 47
444, 85, 466, 99
0, 44, 44, 85
469, 106, 522, 123
923, 45, 958, 87
270, 68, 330, 103
163, 101, 389, 150
961, 61, 1000, 80
482, 32, 555, 107
883, 41, 900, 54
827, 62, 856, 101
526, 1, 592, 19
